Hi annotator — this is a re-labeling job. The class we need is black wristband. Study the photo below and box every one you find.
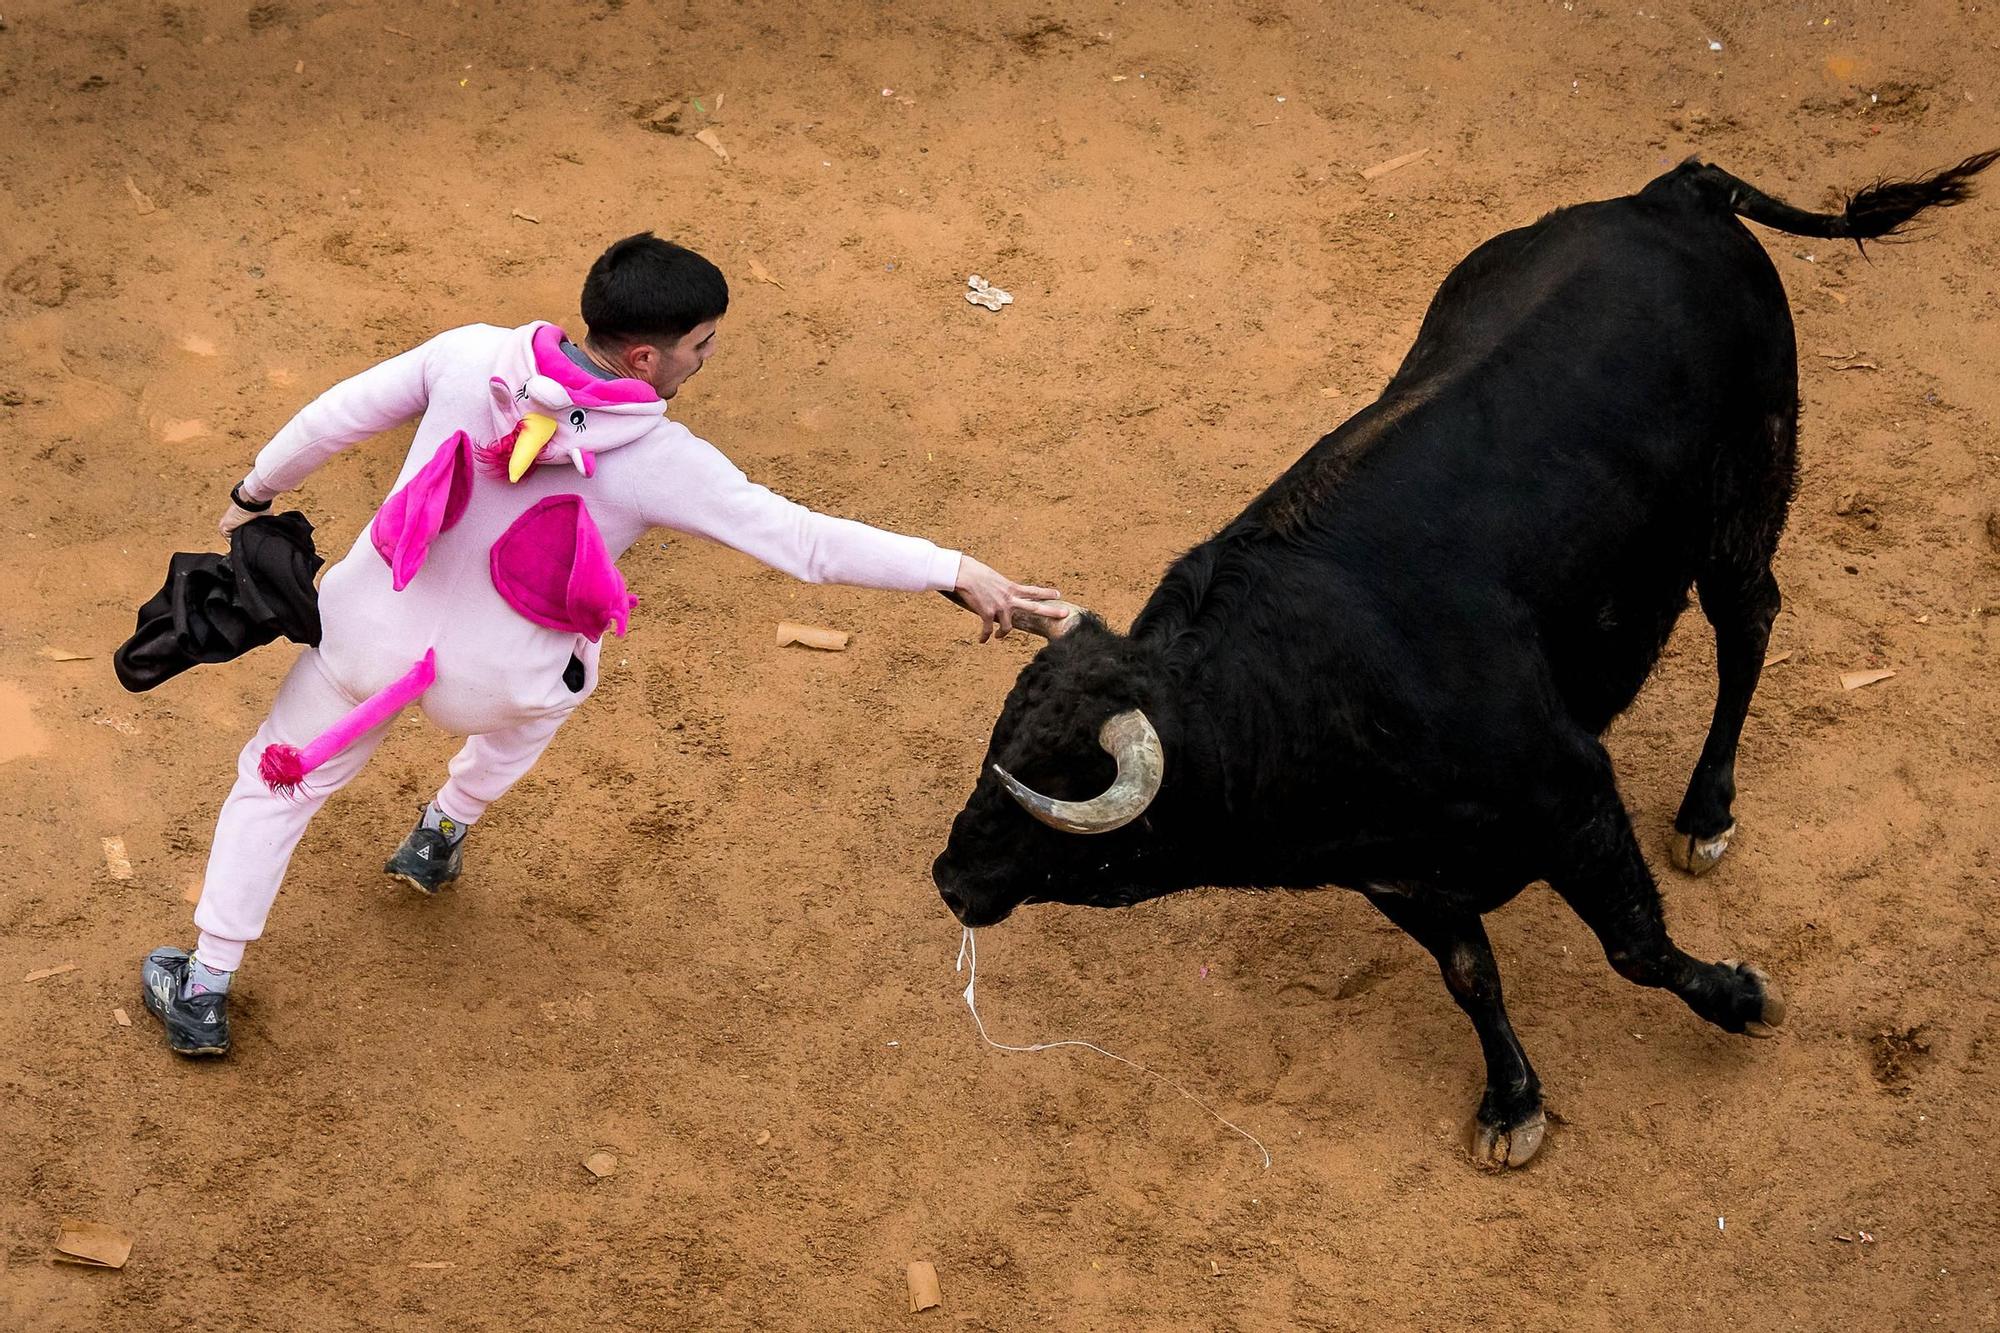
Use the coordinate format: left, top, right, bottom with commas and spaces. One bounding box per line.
229, 482, 273, 512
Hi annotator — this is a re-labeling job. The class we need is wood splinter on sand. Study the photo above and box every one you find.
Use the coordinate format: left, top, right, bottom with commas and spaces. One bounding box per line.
53, 1220, 132, 1269
694, 127, 730, 163
1361, 147, 1429, 180
776, 622, 850, 652
906, 1261, 942, 1313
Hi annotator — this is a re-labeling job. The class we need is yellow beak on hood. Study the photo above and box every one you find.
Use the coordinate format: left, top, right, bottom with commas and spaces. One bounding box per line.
508, 413, 558, 482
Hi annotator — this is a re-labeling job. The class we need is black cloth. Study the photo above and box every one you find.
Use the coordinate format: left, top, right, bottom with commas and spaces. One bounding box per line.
114, 511, 325, 692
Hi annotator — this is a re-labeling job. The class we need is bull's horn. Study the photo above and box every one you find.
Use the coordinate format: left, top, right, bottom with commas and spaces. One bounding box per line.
995, 709, 1163, 834
941, 590, 1087, 640
1014, 599, 1086, 640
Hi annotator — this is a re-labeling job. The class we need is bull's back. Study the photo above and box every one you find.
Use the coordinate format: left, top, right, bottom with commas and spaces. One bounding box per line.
1246, 186, 1798, 729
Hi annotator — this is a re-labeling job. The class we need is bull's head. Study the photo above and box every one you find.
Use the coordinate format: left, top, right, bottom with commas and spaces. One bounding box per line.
933, 611, 1177, 926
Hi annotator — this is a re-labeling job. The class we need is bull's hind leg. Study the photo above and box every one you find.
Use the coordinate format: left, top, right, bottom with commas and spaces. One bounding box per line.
1673, 407, 1796, 875
1551, 756, 1786, 1037
1363, 890, 1545, 1171
1670, 564, 1780, 874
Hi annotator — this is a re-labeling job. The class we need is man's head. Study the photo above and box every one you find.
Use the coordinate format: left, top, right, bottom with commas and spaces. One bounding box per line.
580, 232, 728, 400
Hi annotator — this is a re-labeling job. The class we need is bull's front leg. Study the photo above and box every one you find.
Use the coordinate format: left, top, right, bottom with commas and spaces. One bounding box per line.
1363, 888, 1547, 1171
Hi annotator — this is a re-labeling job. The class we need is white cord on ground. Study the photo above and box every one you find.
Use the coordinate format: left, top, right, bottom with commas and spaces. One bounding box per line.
956, 926, 1272, 1170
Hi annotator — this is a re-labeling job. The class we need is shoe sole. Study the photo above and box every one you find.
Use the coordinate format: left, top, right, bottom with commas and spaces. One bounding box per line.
168, 1042, 229, 1058
139, 989, 229, 1057
388, 869, 456, 896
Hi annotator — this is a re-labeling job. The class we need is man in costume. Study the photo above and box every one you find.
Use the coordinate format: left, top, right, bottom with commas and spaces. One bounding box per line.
142, 233, 1064, 1056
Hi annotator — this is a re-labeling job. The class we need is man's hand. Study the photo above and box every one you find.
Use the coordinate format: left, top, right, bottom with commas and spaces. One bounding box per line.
955, 555, 1065, 643
218, 480, 272, 538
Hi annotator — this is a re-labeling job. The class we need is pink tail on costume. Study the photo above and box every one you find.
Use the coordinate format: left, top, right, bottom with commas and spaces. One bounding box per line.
258, 650, 437, 796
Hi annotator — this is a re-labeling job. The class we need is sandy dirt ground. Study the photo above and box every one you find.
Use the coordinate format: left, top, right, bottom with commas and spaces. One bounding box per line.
3, 0, 1998, 1328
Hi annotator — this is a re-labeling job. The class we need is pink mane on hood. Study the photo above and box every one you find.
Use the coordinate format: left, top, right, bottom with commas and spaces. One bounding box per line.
529, 325, 657, 408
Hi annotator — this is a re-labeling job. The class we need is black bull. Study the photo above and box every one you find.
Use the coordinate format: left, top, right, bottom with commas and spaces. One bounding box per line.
933, 153, 1996, 1170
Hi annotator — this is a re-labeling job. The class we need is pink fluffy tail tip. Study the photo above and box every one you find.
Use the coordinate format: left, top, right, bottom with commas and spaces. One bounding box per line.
258, 743, 311, 797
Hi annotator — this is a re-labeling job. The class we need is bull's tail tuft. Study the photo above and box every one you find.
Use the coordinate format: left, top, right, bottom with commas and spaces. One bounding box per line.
1842, 150, 2000, 238
1683, 149, 1998, 241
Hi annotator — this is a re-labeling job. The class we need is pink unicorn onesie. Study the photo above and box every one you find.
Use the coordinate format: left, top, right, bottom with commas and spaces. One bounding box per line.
190, 320, 965, 973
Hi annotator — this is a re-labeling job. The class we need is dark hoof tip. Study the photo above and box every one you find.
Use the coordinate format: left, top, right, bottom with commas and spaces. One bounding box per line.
1469, 1107, 1547, 1172
1723, 959, 1787, 1034
1745, 963, 1787, 1029
1668, 822, 1737, 877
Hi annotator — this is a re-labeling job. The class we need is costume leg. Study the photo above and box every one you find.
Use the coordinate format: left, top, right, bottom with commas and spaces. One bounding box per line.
191, 650, 399, 969
433, 707, 574, 825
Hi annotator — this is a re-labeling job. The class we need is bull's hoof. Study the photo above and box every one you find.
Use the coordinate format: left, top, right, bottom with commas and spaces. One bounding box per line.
1468, 1106, 1547, 1172
1668, 822, 1736, 877
1720, 959, 1787, 1037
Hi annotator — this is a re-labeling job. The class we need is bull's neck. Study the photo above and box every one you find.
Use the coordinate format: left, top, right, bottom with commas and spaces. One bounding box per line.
1135, 661, 1377, 892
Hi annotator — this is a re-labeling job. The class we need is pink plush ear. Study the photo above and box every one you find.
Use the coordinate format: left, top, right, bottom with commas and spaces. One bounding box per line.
489, 495, 637, 641
564, 504, 638, 637
371, 432, 475, 591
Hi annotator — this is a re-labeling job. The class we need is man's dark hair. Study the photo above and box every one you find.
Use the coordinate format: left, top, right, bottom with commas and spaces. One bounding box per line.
580, 232, 729, 345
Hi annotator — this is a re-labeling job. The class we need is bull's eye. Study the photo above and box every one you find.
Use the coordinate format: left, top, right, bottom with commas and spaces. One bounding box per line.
568, 408, 587, 430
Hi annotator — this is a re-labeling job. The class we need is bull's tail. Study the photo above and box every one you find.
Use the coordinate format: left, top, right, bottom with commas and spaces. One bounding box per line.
1678, 149, 1997, 240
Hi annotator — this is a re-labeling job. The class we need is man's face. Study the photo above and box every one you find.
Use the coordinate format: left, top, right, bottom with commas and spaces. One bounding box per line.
625, 319, 719, 400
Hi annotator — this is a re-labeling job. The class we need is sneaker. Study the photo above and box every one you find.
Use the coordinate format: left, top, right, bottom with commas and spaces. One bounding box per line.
140, 947, 230, 1057
384, 808, 464, 894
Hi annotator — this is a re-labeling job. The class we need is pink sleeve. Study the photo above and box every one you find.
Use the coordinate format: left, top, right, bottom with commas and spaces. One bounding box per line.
238, 336, 441, 500
639, 428, 961, 592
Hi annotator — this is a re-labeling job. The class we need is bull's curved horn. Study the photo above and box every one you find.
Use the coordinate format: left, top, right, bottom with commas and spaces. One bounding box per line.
939, 591, 1087, 640
1013, 599, 1087, 640
994, 709, 1163, 834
